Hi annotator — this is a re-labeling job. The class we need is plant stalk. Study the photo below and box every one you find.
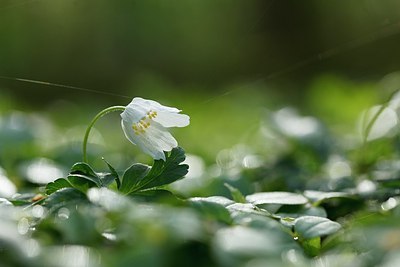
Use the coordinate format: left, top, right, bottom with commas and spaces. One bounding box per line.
82, 105, 126, 162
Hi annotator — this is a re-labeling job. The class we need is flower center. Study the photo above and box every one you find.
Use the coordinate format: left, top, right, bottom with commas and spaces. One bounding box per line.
132, 110, 157, 135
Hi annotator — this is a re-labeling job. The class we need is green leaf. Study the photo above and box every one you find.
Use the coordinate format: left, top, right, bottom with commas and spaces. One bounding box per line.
46, 178, 73, 195
294, 216, 341, 239
67, 174, 99, 192
97, 172, 117, 188
120, 163, 150, 194
375, 176, 400, 188
224, 183, 246, 203
191, 196, 235, 207
227, 203, 272, 217
125, 147, 188, 194
246, 192, 308, 205
304, 190, 352, 205
70, 162, 98, 178
300, 236, 321, 257
67, 162, 102, 189
8, 193, 37, 206
102, 157, 121, 189
131, 189, 181, 203
188, 197, 232, 224
140, 147, 188, 190
43, 188, 88, 210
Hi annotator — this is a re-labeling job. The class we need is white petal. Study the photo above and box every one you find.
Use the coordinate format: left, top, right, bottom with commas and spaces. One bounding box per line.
121, 120, 177, 161
121, 104, 147, 123
131, 97, 180, 113
121, 120, 166, 160
121, 119, 139, 145
153, 111, 190, 128
146, 122, 178, 149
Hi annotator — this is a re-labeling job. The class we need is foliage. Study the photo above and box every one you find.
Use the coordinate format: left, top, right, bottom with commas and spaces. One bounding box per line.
1, 92, 400, 267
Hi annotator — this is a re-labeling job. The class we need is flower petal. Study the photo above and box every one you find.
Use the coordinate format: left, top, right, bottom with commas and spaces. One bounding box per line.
131, 97, 180, 113
153, 111, 190, 128
121, 120, 166, 160
121, 120, 178, 160
121, 103, 147, 123
146, 122, 178, 149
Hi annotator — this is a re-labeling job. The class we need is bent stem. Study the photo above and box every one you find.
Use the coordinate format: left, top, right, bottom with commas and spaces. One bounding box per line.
362, 90, 399, 144
82, 105, 126, 163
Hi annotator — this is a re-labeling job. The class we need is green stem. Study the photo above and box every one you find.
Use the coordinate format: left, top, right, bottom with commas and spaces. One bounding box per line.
363, 90, 399, 144
82, 106, 126, 163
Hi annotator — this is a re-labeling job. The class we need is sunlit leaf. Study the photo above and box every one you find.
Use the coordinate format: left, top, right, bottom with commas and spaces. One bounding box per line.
246, 192, 308, 206
294, 216, 341, 239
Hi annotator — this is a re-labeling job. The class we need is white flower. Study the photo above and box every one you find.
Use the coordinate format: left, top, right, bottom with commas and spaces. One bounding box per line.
120, 97, 190, 160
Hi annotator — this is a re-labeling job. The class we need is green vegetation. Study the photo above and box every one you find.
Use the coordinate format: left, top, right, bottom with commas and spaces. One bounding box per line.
1, 85, 400, 266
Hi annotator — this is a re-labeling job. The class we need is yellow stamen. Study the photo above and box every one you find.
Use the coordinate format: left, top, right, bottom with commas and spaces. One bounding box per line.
132, 110, 157, 135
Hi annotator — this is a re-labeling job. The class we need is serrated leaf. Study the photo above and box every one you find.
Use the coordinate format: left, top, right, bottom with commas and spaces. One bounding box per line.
224, 183, 246, 203
294, 216, 341, 239
46, 178, 73, 195
246, 192, 308, 205
120, 163, 150, 194
127, 147, 188, 193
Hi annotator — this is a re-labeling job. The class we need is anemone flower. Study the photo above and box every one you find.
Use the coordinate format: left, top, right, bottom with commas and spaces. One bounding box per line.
120, 97, 190, 160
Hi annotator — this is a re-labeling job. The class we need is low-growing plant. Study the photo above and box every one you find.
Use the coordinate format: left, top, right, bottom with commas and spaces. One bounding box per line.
1, 94, 400, 267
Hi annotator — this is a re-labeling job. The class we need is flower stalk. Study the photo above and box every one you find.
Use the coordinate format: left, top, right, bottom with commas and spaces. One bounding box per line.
82, 105, 126, 162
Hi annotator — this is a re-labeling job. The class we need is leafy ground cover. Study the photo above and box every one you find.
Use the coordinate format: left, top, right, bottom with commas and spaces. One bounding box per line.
1, 92, 400, 267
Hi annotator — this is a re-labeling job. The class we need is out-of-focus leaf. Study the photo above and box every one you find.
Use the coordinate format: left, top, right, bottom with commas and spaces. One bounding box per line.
276, 205, 327, 218
188, 197, 232, 224
224, 183, 246, 203
246, 192, 308, 205
304, 190, 352, 205
132, 189, 181, 203
294, 216, 341, 239
45, 178, 73, 195
8, 193, 37, 206
213, 226, 292, 266
300, 236, 320, 257
43, 188, 88, 210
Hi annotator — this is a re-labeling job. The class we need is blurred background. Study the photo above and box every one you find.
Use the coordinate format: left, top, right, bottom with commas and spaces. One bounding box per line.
1, 0, 400, 193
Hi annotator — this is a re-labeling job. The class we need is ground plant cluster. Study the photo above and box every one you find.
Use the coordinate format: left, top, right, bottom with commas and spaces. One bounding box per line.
1, 93, 400, 267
